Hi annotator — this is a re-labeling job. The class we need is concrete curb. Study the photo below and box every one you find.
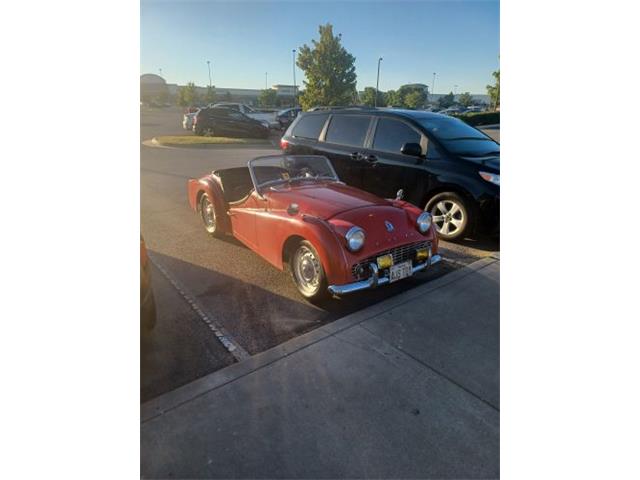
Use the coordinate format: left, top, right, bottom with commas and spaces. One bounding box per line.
141, 255, 499, 423
142, 137, 278, 150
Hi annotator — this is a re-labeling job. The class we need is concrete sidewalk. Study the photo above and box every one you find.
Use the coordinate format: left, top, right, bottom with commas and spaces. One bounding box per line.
141, 256, 500, 479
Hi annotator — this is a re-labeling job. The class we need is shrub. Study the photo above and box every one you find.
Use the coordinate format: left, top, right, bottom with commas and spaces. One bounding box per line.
453, 111, 500, 126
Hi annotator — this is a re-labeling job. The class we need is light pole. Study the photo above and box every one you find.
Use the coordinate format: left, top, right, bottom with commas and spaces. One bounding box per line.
375, 57, 383, 108
432, 72, 436, 101
159, 68, 163, 78
454, 84, 458, 95
292, 49, 297, 106
265, 72, 268, 90
207, 61, 212, 87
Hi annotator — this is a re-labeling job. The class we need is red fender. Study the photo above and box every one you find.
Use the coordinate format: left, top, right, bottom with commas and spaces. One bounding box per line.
187, 176, 232, 235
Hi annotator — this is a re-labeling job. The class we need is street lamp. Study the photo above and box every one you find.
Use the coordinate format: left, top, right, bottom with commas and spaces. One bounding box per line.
265, 72, 268, 90
454, 84, 458, 95
432, 72, 436, 98
375, 57, 383, 108
207, 61, 212, 87
292, 49, 297, 106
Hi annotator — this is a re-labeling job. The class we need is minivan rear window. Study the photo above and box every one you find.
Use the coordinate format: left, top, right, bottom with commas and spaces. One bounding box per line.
325, 115, 371, 147
292, 113, 329, 140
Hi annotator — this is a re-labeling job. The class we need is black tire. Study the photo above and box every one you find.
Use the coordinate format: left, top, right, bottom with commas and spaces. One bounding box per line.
200, 194, 222, 238
425, 192, 473, 241
289, 240, 329, 302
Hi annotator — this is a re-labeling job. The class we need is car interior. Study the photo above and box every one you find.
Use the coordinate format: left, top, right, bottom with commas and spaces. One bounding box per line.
214, 167, 254, 204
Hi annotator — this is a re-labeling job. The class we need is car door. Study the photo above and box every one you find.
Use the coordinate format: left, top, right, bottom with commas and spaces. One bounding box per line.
318, 114, 373, 188
357, 116, 429, 200
228, 191, 260, 249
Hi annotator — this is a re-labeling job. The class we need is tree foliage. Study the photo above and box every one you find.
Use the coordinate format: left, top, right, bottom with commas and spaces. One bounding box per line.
296, 23, 357, 110
204, 86, 216, 105
486, 69, 500, 110
437, 92, 455, 109
360, 87, 386, 107
177, 82, 199, 107
258, 89, 278, 107
396, 84, 427, 109
458, 92, 474, 107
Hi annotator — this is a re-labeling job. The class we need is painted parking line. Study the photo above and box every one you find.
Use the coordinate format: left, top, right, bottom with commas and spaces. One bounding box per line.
149, 252, 250, 362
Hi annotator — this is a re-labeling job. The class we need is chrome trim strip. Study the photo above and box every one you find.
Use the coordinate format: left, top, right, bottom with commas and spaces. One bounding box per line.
327, 254, 442, 296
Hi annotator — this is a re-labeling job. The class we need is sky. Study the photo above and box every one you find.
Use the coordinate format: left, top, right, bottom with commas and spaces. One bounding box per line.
141, 0, 499, 94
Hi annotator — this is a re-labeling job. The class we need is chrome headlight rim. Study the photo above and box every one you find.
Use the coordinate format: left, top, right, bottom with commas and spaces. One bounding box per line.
345, 226, 366, 252
416, 212, 432, 234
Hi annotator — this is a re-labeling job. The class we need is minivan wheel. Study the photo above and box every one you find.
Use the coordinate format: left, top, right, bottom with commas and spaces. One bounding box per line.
425, 192, 471, 241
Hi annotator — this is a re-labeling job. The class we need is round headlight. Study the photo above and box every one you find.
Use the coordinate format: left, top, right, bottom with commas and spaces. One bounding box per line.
417, 212, 432, 234
345, 226, 365, 252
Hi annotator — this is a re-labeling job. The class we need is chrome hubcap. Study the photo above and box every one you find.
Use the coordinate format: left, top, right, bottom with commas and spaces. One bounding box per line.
431, 200, 464, 236
293, 246, 321, 295
202, 198, 216, 230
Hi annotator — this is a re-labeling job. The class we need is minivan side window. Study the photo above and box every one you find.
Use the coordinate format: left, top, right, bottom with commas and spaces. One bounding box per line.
325, 115, 371, 147
291, 113, 329, 140
372, 118, 421, 154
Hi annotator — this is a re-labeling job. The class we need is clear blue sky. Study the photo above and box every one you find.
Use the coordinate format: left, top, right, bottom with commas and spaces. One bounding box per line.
141, 0, 499, 94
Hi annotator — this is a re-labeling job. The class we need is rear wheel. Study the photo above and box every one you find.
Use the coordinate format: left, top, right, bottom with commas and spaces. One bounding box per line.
425, 192, 472, 241
289, 240, 328, 301
200, 194, 221, 237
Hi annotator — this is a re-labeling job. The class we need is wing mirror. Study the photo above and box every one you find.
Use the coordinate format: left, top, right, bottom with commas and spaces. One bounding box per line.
400, 142, 423, 157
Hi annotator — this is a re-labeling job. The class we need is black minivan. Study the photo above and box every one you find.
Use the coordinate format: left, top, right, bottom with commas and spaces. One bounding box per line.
280, 108, 499, 241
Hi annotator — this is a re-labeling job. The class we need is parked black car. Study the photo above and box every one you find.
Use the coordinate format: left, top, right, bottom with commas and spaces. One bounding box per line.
193, 107, 270, 138
276, 107, 302, 130
281, 108, 499, 241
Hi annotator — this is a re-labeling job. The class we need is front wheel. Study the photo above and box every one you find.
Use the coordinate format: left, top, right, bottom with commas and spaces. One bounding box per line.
289, 241, 328, 301
425, 192, 472, 241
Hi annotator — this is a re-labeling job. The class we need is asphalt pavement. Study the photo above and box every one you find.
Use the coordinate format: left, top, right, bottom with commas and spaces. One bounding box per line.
140, 107, 499, 401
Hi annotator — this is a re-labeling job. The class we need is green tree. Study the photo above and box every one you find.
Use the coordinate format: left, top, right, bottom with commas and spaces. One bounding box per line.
258, 89, 277, 107
486, 69, 500, 110
204, 86, 216, 105
177, 82, 199, 107
396, 84, 427, 109
296, 23, 357, 110
437, 92, 455, 109
360, 87, 386, 107
458, 92, 474, 107
385, 89, 399, 107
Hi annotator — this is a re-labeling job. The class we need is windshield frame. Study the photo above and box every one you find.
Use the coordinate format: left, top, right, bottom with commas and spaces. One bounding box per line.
248, 155, 340, 198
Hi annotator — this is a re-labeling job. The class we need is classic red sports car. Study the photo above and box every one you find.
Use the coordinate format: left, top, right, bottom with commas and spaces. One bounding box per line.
187, 155, 441, 301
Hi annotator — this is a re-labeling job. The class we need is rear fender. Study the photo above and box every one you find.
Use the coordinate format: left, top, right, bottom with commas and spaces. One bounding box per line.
187, 176, 232, 234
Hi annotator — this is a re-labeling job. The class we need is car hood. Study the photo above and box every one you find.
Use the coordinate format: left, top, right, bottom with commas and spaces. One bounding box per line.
266, 182, 389, 219
459, 155, 500, 171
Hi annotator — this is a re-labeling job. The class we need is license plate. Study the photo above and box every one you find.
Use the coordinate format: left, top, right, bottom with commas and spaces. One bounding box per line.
389, 261, 413, 283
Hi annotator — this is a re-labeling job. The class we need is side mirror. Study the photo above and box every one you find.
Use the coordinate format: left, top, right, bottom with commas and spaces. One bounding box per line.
400, 142, 423, 157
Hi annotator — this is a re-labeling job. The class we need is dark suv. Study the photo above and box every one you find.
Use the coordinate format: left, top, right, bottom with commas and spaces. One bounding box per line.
280, 108, 499, 241
193, 107, 269, 138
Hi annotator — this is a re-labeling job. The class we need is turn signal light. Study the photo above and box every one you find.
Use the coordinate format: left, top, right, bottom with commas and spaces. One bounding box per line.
376, 254, 394, 269
280, 138, 289, 150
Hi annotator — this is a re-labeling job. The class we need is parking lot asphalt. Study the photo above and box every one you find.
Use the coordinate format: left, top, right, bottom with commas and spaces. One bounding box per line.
140, 107, 499, 401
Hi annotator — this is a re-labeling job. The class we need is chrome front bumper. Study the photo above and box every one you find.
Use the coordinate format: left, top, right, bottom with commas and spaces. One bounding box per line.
327, 254, 442, 296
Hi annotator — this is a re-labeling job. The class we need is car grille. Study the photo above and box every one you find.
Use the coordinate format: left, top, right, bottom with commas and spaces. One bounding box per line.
351, 241, 431, 280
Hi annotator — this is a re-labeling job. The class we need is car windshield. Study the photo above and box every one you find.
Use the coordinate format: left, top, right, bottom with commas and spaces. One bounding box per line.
417, 116, 500, 157
249, 155, 339, 190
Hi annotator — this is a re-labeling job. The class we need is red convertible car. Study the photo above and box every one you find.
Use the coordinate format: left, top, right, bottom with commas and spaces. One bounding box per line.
187, 155, 441, 301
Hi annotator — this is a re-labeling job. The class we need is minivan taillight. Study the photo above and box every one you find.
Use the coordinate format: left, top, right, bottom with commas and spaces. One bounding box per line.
280, 138, 289, 150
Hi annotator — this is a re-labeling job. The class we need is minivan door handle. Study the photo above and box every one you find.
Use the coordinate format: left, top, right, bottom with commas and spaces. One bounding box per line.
350, 152, 362, 160
363, 154, 378, 163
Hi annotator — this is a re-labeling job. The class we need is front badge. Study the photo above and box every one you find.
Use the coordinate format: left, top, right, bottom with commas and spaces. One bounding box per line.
385, 221, 394, 232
